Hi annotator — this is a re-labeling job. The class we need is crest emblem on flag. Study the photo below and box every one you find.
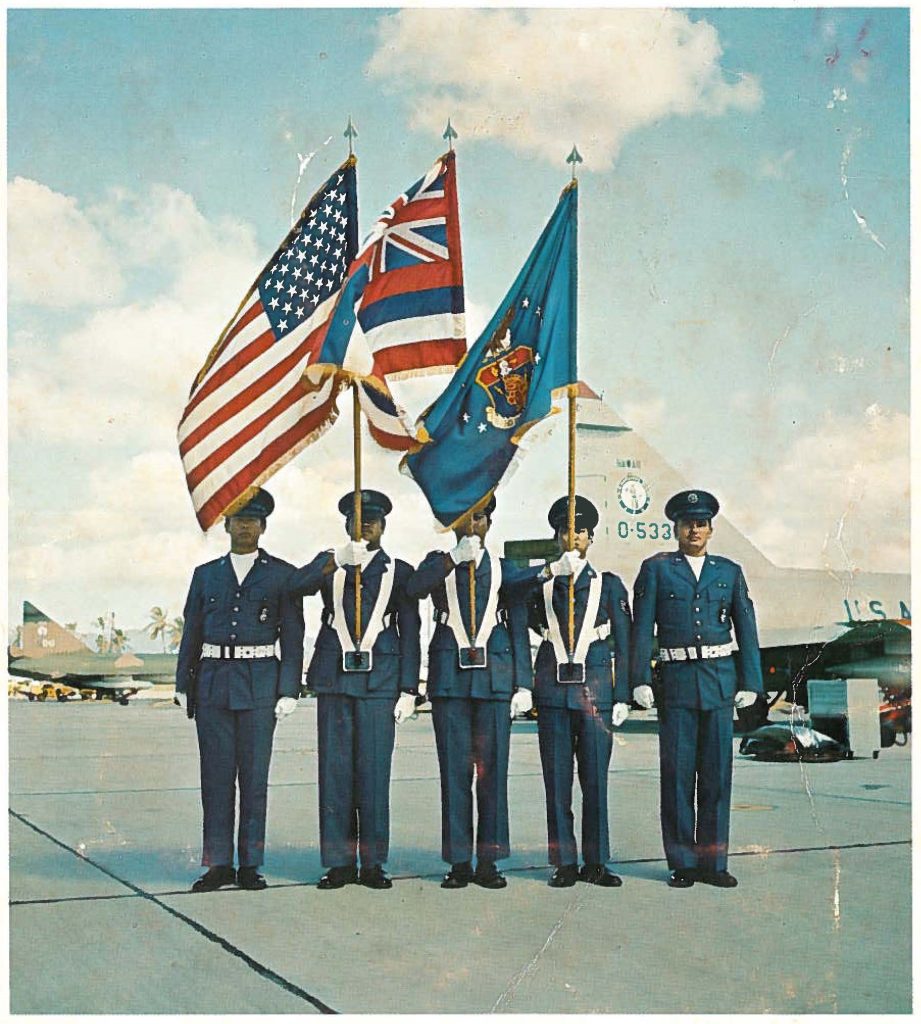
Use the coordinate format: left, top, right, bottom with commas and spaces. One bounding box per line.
475, 307, 534, 429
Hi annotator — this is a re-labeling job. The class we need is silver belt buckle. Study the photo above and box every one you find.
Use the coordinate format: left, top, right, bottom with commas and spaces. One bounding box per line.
557, 661, 585, 684
343, 650, 372, 672
458, 647, 486, 670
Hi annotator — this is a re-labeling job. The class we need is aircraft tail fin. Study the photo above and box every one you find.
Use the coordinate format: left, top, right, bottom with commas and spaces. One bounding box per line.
14, 602, 93, 657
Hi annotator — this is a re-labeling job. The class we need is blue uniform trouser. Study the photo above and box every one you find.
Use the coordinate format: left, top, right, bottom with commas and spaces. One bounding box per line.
537, 705, 614, 867
659, 704, 734, 871
431, 697, 511, 865
316, 694, 396, 869
195, 705, 277, 868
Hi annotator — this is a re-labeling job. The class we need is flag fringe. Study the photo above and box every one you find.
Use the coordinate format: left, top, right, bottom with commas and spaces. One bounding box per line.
382, 362, 457, 383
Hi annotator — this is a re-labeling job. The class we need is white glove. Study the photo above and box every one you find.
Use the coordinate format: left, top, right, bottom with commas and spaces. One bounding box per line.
510, 689, 533, 719
275, 696, 298, 719
449, 535, 480, 565
334, 539, 373, 568
734, 690, 758, 709
632, 685, 655, 710
547, 549, 581, 577
611, 703, 630, 728
394, 692, 417, 724
173, 691, 187, 710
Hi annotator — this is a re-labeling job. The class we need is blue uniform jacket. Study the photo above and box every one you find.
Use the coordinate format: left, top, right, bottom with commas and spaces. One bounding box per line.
631, 551, 764, 710
406, 550, 532, 700
525, 564, 632, 711
289, 548, 421, 698
176, 549, 306, 712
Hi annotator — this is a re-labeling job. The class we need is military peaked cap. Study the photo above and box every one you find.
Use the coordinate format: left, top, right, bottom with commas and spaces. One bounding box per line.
338, 489, 393, 521
547, 494, 599, 533
664, 489, 720, 523
229, 488, 275, 519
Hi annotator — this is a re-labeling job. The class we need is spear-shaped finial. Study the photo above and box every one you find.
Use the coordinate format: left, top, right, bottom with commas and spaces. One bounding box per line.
566, 145, 583, 181
442, 118, 458, 151
344, 115, 358, 156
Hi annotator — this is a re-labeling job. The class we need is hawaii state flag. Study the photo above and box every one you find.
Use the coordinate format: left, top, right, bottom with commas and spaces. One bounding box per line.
402, 181, 578, 529
304, 153, 467, 451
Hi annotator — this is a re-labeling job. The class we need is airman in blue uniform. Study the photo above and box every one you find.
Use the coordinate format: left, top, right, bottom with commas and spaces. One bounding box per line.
631, 489, 763, 888
289, 490, 421, 890
176, 488, 305, 892
520, 495, 643, 888
405, 496, 533, 890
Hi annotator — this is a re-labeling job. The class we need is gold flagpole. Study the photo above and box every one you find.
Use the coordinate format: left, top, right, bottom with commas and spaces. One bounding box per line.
352, 382, 362, 647
344, 116, 362, 650
442, 118, 475, 654
468, 518, 476, 651
564, 145, 582, 662
568, 384, 577, 659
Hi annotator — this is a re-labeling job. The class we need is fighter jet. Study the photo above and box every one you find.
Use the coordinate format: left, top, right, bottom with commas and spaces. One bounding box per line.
507, 390, 910, 726
8, 602, 177, 704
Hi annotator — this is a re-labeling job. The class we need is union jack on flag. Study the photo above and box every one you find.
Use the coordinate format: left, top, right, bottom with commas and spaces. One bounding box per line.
311, 151, 466, 387
178, 158, 358, 530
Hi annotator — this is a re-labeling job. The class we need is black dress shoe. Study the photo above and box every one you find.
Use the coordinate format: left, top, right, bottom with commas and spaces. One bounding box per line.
317, 865, 358, 890
191, 865, 237, 892
667, 869, 696, 888
359, 865, 393, 889
441, 861, 474, 889
474, 862, 507, 889
579, 863, 623, 887
237, 867, 267, 891
698, 869, 738, 888
548, 864, 579, 888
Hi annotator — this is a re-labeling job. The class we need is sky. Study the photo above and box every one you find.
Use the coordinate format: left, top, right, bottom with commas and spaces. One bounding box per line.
7, 7, 910, 636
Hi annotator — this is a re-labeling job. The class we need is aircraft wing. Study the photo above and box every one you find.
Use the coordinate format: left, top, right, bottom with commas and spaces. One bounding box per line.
84, 677, 154, 691
757, 623, 855, 651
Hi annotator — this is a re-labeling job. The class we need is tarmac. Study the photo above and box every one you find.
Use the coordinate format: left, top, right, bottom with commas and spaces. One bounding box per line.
8, 696, 912, 1015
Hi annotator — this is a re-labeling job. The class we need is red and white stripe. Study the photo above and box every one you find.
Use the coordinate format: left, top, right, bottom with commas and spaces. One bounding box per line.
178, 290, 339, 530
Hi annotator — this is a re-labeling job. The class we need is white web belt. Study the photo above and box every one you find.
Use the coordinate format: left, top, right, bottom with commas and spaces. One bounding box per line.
657, 643, 733, 662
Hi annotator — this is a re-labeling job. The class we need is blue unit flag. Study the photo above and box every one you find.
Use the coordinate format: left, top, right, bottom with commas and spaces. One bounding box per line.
402, 182, 578, 529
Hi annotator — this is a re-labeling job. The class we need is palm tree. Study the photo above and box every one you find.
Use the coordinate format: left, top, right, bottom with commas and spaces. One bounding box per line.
95, 613, 130, 655
147, 606, 169, 652
110, 627, 130, 655
167, 616, 184, 653
95, 615, 110, 653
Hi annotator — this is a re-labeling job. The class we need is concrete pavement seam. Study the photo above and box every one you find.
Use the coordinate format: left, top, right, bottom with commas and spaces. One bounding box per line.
9, 808, 339, 1014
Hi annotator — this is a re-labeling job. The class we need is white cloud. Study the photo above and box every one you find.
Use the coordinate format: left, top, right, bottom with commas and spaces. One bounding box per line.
8, 177, 124, 306
368, 10, 761, 169
739, 406, 909, 573
9, 447, 225, 627
9, 184, 261, 450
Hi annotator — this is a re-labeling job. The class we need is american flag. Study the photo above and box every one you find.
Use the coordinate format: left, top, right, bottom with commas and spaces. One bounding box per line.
313, 151, 466, 386
178, 158, 358, 530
